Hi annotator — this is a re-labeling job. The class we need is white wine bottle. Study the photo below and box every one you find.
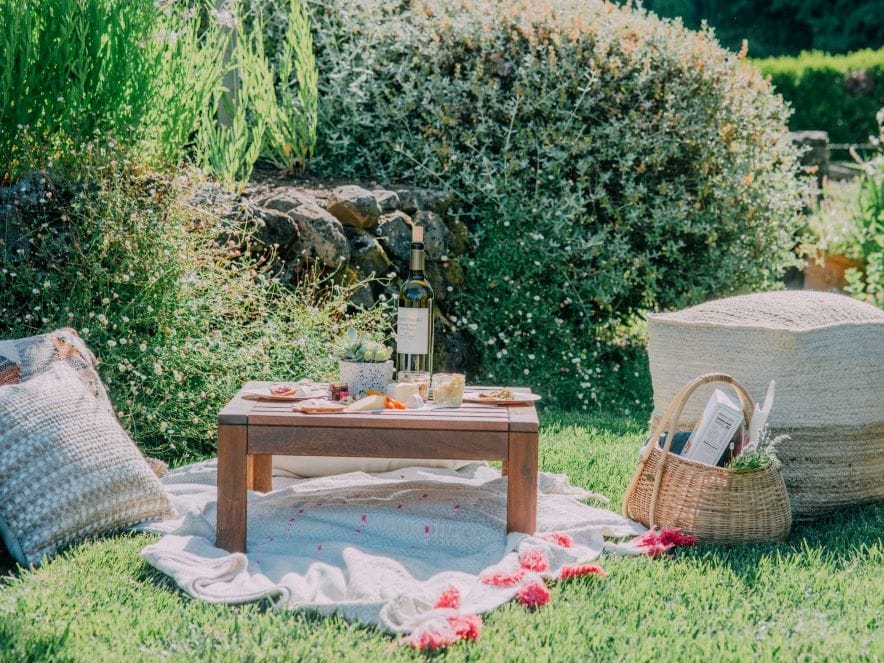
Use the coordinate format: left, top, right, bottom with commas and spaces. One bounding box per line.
396, 224, 434, 373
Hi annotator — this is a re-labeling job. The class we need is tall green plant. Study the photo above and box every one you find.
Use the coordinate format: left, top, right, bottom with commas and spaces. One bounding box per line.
147, 2, 229, 166
264, 0, 318, 175
0, 0, 158, 178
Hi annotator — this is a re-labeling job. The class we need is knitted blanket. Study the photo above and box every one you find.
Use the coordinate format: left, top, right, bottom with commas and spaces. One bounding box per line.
141, 461, 651, 649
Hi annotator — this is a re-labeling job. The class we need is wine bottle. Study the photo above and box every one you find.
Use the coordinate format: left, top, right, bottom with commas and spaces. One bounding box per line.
396, 224, 434, 373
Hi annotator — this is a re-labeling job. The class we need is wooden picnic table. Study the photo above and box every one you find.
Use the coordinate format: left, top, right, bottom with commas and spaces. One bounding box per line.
215, 382, 540, 553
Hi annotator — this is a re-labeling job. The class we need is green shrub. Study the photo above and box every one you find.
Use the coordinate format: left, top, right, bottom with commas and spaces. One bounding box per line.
304, 0, 804, 406
754, 49, 884, 144
0, 139, 389, 462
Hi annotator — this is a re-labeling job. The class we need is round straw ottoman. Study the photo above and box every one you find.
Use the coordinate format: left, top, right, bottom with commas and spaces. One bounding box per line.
647, 291, 884, 520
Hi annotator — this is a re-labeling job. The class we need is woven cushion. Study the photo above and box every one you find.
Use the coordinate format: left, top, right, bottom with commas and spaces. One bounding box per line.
0, 363, 173, 566
648, 290, 884, 518
0, 328, 111, 410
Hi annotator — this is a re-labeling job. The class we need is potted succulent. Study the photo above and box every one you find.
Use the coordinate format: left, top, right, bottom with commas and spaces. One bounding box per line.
334, 327, 394, 398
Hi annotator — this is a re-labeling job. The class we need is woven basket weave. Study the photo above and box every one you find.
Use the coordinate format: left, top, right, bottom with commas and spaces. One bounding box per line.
623, 373, 792, 544
647, 291, 884, 519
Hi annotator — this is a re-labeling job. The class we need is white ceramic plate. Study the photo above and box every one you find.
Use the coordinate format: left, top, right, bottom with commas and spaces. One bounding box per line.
462, 391, 542, 405
242, 385, 328, 401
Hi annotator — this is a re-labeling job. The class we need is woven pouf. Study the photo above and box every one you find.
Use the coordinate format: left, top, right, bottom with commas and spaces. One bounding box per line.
647, 291, 884, 520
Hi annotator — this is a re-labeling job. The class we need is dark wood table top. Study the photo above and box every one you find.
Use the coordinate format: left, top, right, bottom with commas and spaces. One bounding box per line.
219, 381, 539, 433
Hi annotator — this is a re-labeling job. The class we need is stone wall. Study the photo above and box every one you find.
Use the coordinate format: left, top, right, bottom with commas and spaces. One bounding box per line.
188, 173, 479, 373
0, 170, 481, 373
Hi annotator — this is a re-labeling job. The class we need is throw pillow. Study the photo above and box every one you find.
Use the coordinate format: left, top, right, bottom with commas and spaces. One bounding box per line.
0, 363, 174, 566
0, 328, 111, 410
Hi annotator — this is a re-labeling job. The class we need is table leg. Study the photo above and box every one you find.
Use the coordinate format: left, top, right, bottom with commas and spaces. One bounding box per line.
216, 424, 248, 553
248, 454, 273, 492
506, 431, 538, 534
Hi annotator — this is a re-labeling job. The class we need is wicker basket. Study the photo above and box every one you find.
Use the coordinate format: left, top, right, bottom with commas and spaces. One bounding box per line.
623, 373, 792, 544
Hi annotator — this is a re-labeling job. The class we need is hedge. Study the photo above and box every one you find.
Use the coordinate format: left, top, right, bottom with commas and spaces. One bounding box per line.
754, 48, 884, 144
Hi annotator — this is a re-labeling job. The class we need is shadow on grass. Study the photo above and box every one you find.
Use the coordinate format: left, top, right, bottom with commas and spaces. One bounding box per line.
0, 543, 18, 581
677, 501, 883, 585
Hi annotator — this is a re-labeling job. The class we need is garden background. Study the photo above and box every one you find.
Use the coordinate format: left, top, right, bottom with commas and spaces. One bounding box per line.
0, 0, 881, 660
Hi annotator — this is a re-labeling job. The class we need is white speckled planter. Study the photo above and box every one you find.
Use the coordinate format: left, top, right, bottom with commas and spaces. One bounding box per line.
338, 360, 393, 399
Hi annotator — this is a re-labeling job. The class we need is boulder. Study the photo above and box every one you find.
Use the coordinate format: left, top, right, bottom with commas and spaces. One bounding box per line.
371, 189, 400, 212
395, 187, 455, 216
288, 204, 350, 267
375, 211, 414, 263
413, 210, 451, 260
0, 171, 62, 207
445, 215, 474, 255
345, 227, 394, 279
432, 308, 479, 375
326, 185, 381, 229
262, 190, 318, 214
425, 260, 465, 303
349, 282, 376, 309
254, 207, 299, 252
0, 204, 28, 260
186, 181, 237, 210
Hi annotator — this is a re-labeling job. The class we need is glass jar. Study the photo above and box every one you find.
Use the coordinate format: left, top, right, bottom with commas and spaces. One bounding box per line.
432, 373, 465, 407
397, 370, 430, 400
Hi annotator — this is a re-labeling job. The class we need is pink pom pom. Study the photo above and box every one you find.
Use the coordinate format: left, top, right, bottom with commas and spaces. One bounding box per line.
559, 564, 607, 581
657, 528, 697, 547
480, 568, 527, 587
402, 629, 455, 651
540, 532, 574, 548
631, 527, 696, 556
448, 614, 482, 641
516, 580, 551, 609
434, 586, 461, 609
519, 548, 549, 572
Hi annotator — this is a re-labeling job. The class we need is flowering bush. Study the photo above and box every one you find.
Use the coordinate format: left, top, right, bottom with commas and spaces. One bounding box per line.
304, 0, 805, 406
0, 142, 387, 461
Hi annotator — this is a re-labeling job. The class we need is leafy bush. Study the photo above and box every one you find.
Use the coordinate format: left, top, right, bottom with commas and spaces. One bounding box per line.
304, 0, 804, 406
0, 140, 388, 462
754, 49, 884, 143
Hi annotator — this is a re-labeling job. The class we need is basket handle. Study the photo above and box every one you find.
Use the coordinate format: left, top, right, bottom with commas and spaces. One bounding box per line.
622, 372, 755, 526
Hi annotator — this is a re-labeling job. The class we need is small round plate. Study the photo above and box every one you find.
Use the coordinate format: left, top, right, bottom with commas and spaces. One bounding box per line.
462, 391, 542, 405
242, 385, 328, 401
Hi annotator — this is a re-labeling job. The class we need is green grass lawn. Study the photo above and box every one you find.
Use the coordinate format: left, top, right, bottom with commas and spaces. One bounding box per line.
1, 410, 881, 662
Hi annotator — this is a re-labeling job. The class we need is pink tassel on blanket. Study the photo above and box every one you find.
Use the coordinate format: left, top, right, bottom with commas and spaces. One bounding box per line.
434, 586, 461, 609
516, 580, 551, 609
559, 564, 607, 581
400, 615, 483, 651
519, 548, 550, 572
540, 532, 574, 548
631, 528, 697, 556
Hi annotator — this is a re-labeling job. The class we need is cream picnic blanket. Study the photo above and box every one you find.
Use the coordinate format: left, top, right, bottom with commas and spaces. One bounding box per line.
140, 460, 647, 643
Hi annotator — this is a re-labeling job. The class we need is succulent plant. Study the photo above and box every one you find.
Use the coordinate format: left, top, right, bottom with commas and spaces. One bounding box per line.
334, 327, 393, 363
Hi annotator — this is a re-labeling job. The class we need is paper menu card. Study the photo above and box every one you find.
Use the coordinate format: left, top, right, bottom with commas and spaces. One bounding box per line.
681, 389, 744, 466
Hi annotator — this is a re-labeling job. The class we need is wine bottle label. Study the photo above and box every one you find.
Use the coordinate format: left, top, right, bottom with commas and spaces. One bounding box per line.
396, 307, 429, 354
